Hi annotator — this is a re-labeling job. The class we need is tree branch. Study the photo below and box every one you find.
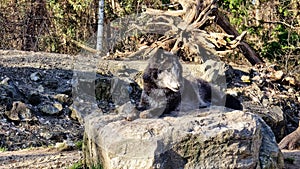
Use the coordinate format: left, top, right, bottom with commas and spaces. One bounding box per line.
214, 10, 264, 65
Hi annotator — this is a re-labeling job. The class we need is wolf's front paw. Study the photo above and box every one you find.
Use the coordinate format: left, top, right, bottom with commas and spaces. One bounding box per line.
139, 110, 153, 118
125, 112, 139, 121
139, 109, 163, 118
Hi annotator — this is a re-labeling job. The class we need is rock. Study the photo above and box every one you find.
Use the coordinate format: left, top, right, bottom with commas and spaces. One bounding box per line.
53, 103, 63, 111
267, 106, 286, 140
39, 102, 63, 115
4, 101, 34, 122
0, 77, 10, 85
244, 103, 286, 142
69, 106, 81, 122
55, 140, 75, 151
83, 108, 284, 169
115, 101, 136, 115
40, 131, 53, 140
0, 81, 24, 102
56, 83, 72, 95
37, 85, 44, 93
91, 73, 141, 113
0, 52, 84, 151
69, 102, 103, 124
30, 72, 43, 82
54, 94, 72, 105
44, 79, 59, 89
0, 87, 13, 113
241, 75, 251, 83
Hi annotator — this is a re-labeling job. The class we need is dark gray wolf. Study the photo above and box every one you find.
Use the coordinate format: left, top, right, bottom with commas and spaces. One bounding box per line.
138, 48, 242, 118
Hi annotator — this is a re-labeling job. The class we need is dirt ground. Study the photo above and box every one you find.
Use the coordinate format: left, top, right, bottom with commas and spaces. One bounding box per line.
282, 149, 300, 169
0, 147, 82, 169
0, 148, 299, 168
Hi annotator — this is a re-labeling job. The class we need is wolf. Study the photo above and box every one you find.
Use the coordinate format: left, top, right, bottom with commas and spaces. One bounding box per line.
137, 48, 242, 118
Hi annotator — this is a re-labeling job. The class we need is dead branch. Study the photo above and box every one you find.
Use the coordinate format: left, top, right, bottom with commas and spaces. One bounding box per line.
70, 39, 103, 55
145, 8, 185, 17
256, 19, 295, 29
214, 10, 264, 65
112, 0, 263, 65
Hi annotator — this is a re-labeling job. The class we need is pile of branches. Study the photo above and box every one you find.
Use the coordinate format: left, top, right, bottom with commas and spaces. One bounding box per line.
104, 0, 263, 65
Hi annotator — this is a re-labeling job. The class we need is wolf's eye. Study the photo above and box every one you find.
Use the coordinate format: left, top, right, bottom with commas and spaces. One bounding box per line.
152, 70, 158, 79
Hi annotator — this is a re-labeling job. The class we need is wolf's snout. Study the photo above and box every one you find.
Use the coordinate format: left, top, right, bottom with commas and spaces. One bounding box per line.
169, 82, 180, 92
174, 83, 180, 90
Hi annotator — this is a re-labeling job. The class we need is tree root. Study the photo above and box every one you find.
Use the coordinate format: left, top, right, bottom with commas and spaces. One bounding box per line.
279, 123, 300, 150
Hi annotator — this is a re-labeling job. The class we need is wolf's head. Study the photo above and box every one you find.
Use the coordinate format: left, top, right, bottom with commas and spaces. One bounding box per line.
144, 48, 183, 92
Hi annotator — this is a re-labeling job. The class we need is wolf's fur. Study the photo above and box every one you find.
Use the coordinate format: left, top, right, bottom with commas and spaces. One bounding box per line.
137, 49, 182, 118
138, 48, 242, 118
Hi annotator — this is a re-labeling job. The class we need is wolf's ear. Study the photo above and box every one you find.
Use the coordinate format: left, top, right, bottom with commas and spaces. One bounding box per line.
143, 68, 158, 81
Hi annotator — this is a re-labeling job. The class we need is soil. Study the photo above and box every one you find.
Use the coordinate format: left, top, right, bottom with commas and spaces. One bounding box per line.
0, 147, 82, 169
1, 148, 299, 169
0, 50, 84, 168
282, 150, 300, 169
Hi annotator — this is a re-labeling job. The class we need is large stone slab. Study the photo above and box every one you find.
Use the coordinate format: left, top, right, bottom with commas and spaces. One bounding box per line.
83, 107, 284, 169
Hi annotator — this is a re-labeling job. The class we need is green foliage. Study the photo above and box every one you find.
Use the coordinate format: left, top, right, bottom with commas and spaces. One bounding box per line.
219, 0, 249, 33
120, 0, 142, 14
69, 160, 104, 169
45, 0, 95, 54
284, 157, 295, 164
69, 161, 83, 169
91, 164, 104, 169
105, 0, 170, 21
0, 0, 173, 53
261, 24, 300, 61
0, 147, 7, 152
219, 0, 300, 70
75, 140, 83, 149
221, 0, 247, 10
0, 0, 96, 54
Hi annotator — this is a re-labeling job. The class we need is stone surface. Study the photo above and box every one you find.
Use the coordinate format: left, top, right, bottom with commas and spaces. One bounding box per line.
83, 108, 284, 169
38, 102, 63, 115
243, 103, 287, 142
5, 101, 34, 121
